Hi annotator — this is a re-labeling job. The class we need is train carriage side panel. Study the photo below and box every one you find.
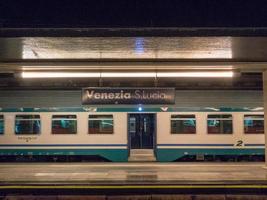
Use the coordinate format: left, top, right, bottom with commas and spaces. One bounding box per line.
156, 112, 264, 162
0, 112, 128, 162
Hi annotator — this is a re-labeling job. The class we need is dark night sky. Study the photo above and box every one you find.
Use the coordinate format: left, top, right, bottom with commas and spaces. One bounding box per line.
1, 0, 267, 27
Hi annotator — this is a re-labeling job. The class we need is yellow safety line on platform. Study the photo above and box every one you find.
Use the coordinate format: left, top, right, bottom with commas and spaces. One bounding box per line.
1, 185, 267, 189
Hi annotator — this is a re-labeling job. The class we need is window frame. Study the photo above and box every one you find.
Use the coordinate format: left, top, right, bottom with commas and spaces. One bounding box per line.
88, 114, 114, 134
170, 114, 196, 134
207, 114, 233, 134
15, 114, 41, 135
243, 114, 264, 134
51, 114, 78, 135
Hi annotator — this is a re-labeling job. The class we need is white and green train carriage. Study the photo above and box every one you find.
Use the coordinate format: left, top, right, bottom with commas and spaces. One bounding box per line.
0, 90, 265, 162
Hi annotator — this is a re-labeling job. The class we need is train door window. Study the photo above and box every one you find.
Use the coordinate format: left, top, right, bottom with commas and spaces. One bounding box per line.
0, 115, 3, 134
129, 117, 136, 133
15, 115, 41, 135
244, 115, 264, 134
207, 114, 232, 134
88, 115, 113, 134
52, 115, 77, 134
171, 114, 196, 134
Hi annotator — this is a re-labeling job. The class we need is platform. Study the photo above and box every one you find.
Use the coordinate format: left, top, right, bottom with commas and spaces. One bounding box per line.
0, 162, 266, 184
1, 162, 267, 195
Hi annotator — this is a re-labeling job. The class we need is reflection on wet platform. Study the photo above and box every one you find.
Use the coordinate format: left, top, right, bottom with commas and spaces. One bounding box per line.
0, 162, 266, 184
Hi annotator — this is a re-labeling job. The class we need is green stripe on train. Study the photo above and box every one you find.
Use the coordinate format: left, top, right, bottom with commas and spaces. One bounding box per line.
0, 148, 264, 162
0, 149, 128, 162
156, 148, 265, 162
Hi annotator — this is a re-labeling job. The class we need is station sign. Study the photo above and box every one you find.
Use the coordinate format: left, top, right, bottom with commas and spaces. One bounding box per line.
82, 87, 175, 105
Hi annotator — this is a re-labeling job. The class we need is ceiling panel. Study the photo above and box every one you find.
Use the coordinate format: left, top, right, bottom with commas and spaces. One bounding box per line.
0, 36, 267, 71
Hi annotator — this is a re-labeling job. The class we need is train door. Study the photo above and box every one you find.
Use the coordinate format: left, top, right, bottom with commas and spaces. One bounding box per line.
128, 113, 155, 149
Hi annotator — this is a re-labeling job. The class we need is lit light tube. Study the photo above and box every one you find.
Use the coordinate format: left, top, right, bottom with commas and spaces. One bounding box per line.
21, 72, 101, 78
157, 71, 234, 78
21, 71, 234, 78
102, 72, 156, 77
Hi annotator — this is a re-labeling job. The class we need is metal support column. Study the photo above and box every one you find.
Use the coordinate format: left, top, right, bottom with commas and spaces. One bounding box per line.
263, 71, 267, 165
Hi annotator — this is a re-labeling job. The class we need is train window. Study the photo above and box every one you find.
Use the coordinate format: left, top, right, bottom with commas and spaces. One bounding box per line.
129, 117, 136, 133
244, 115, 264, 134
0, 115, 3, 134
52, 115, 77, 134
207, 114, 232, 134
88, 115, 113, 134
171, 115, 196, 134
15, 115, 41, 135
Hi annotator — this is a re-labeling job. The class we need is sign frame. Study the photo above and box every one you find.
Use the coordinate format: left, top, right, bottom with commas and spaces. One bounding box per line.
82, 87, 175, 105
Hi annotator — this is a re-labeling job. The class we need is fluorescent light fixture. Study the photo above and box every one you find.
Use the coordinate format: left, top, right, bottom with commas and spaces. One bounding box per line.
21, 71, 234, 78
21, 72, 101, 78
102, 72, 156, 77
21, 65, 234, 71
157, 71, 234, 78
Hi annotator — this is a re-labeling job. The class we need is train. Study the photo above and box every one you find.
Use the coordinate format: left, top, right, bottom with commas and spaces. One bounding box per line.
0, 107, 264, 162
0, 90, 264, 162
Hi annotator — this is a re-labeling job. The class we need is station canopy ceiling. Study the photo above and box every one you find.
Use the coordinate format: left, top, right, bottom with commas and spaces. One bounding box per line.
0, 28, 267, 71
0, 28, 266, 90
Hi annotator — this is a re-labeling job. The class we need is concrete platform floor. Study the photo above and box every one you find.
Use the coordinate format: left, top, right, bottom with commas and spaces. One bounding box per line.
0, 162, 267, 185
